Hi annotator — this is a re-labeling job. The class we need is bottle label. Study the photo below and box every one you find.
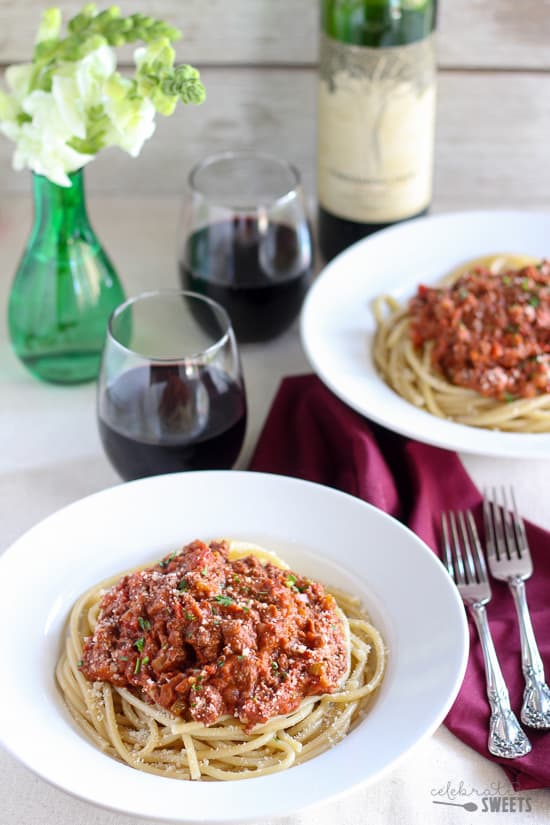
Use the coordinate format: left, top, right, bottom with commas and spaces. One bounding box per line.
318, 33, 436, 224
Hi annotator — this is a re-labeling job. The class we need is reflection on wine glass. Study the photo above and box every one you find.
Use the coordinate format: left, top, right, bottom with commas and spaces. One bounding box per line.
178, 151, 314, 343
97, 290, 247, 481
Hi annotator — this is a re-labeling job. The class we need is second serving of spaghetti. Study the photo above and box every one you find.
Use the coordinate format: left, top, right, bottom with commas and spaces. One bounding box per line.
56, 538, 385, 781
373, 254, 550, 432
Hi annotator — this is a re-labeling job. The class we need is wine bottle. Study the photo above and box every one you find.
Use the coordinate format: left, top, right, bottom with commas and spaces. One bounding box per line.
317, 0, 437, 261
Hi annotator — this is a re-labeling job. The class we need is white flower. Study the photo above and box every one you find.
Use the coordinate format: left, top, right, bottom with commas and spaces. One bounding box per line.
51, 76, 87, 139
5, 64, 34, 104
103, 74, 156, 157
0, 5, 204, 187
73, 44, 116, 106
15, 90, 93, 186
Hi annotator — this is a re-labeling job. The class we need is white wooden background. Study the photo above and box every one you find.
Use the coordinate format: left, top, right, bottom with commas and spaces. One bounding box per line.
1, 0, 550, 209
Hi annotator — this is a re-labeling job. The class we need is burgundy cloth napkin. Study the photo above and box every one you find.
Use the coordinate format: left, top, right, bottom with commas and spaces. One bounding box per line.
249, 374, 550, 790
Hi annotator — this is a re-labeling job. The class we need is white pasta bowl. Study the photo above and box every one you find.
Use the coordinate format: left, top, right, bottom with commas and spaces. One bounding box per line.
301, 209, 550, 458
0, 471, 467, 824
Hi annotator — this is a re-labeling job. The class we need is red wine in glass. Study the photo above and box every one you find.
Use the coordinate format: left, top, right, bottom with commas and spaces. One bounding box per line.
180, 218, 312, 343
97, 290, 247, 481
180, 152, 314, 343
99, 364, 246, 481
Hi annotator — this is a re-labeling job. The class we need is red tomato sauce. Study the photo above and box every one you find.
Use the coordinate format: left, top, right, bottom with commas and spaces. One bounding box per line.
80, 540, 348, 730
408, 261, 550, 400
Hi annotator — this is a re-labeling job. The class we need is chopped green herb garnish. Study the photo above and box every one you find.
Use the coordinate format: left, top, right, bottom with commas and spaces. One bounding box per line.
134, 637, 145, 652
241, 605, 250, 612
504, 392, 517, 403
201, 567, 208, 576
215, 595, 234, 606
213, 619, 221, 626
77, 659, 83, 667
159, 551, 178, 568
458, 287, 469, 300
186, 612, 195, 621
233, 575, 240, 583
529, 295, 540, 307
521, 278, 531, 291
191, 682, 203, 692
271, 661, 279, 671
285, 574, 297, 588
134, 658, 141, 674
505, 323, 519, 334
502, 275, 512, 286
237, 655, 246, 661
177, 579, 188, 591
138, 617, 151, 631
141, 656, 149, 667
119, 656, 129, 661
217, 658, 225, 668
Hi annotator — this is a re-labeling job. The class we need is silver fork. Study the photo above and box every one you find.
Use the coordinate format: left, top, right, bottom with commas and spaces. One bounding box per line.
484, 487, 550, 729
441, 510, 531, 758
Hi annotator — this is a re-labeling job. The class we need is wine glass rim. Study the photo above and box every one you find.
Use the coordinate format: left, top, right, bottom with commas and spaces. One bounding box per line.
188, 150, 302, 209
107, 289, 234, 363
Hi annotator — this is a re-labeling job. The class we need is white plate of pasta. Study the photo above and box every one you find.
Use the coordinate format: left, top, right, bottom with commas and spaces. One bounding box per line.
0, 471, 467, 824
301, 210, 550, 458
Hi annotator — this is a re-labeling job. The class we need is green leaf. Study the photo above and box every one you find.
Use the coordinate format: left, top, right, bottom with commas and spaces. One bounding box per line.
215, 595, 234, 607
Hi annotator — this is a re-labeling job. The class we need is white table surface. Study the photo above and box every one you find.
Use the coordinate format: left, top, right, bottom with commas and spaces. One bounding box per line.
1, 195, 550, 825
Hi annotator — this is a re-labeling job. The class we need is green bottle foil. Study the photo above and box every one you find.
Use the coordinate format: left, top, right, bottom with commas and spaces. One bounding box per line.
8, 169, 126, 384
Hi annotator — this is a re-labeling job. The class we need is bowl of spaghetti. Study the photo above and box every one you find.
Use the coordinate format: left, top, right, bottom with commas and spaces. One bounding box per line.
0, 471, 467, 823
373, 254, 550, 431
301, 210, 550, 458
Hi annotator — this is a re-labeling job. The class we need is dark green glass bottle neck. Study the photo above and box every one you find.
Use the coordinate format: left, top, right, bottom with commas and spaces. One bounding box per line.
31, 168, 91, 237
321, 0, 437, 47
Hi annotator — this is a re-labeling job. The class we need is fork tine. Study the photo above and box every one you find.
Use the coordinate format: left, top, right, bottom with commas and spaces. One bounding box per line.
483, 490, 497, 562
449, 511, 466, 585
458, 511, 476, 583
465, 510, 488, 583
491, 486, 509, 561
500, 487, 519, 560
509, 487, 530, 559
440, 512, 454, 578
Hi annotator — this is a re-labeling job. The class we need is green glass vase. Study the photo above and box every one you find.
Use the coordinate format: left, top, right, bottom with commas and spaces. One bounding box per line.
7, 168, 126, 384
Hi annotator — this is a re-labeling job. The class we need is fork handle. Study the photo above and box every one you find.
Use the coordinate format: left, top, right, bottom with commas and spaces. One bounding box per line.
508, 576, 550, 729
470, 603, 531, 758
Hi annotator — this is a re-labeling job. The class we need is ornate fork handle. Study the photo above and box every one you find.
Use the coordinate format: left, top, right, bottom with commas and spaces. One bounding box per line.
470, 603, 531, 758
508, 576, 550, 728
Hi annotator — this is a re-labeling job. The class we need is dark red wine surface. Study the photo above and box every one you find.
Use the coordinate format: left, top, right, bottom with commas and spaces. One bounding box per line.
98, 365, 246, 481
180, 218, 312, 342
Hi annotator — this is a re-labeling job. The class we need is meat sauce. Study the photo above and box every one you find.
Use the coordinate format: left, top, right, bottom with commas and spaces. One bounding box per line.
408, 261, 550, 400
80, 540, 348, 730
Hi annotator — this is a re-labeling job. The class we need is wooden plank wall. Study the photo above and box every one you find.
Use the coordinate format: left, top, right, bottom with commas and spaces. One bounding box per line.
0, 0, 549, 210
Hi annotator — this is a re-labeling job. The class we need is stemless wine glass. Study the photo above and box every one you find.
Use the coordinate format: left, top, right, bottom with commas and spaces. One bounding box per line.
97, 290, 247, 481
178, 151, 314, 343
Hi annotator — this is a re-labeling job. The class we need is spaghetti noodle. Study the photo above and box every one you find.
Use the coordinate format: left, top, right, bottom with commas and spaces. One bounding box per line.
56, 539, 385, 781
373, 254, 550, 431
